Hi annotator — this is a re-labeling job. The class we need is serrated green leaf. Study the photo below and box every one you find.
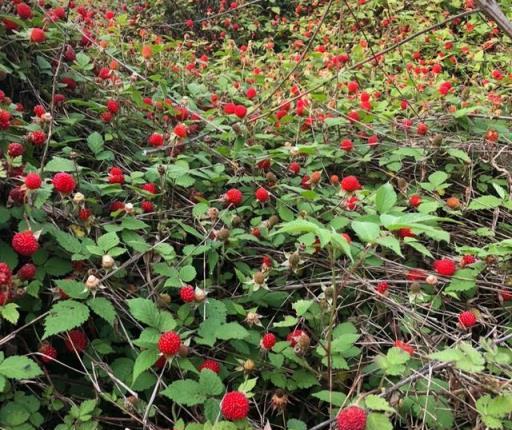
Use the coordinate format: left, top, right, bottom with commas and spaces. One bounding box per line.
199, 369, 224, 396
127, 298, 160, 329
365, 395, 395, 412
43, 300, 90, 339
0, 303, 20, 324
366, 412, 393, 430
133, 348, 159, 383
161, 380, 205, 406
87, 297, 117, 325
97, 232, 120, 252
0, 356, 42, 380
352, 221, 380, 243
55, 279, 89, 299
375, 183, 397, 213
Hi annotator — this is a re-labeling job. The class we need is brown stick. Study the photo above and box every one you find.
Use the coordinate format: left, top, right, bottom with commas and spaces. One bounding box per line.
477, 0, 512, 39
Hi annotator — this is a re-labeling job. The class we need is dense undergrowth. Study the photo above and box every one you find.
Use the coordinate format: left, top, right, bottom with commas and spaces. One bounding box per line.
0, 0, 512, 429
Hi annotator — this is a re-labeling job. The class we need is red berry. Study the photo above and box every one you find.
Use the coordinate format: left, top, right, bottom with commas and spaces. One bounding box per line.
65, 330, 88, 352
461, 255, 476, 267
340, 139, 353, 152
8, 143, 24, 157
0, 263, 12, 285
79, 208, 92, 221
141, 201, 154, 213
33, 105, 46, 117
255, 187, 269, 203
234, 105, 247, 119
221, 391, 249, 421
416, 122, 428, 135
142, 183, 158, 194
30, 28, 46, 43
336, 406, 367, 430
394, 340, 415, 356
18, 263, 37, 280
376, 281, 388, 294
174, 123, 188, 138
246, 87, 257, 99
433, 258, 457, 277
39, 342, 57, 364
198, 359, 221, 374
106, 99, 119, 114
288, 162, 301, 175
260, 333, 276, 350
224, 188, 243, 206
409, 194, 422, 207
17, 3, 33, 19
24, 172, 42, 190
286, 329, 306, 347
398, 228, 415, 238
224, 102, 236, 115
148, 132, 164, 147
28, 130, 47, 146
158, 331, 181, 355
347, 81, 359, 93
98, 67, 111, 80
179, 285, 196, 303
12, 231, 39, 256
458, 310, 477, 328
52, 172, 76, 194
341, 176, 362, 192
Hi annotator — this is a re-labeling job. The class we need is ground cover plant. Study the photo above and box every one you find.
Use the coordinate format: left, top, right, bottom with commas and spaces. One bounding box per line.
0, 0, 512, 429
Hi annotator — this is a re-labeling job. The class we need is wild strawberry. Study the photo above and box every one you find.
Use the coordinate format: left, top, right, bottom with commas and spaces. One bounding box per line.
347, 110, 360, 122
461, 255, 476, 267
438, 81, 452, 95
174, 123, 188, 138
52, 172, 76, 194
79, 208, 92, 221
261, 333, 276, 350
158, 331, 181, 355
17, 263, 36, 280
340, 139, 353, 152
257, 159, 271, 170
286, 329, 307, 347
376, 281, 388, 294
416, 122, 428, 135
0, 109, 11, 129
24, 172, 42, 190
255, 187, 269, 203
98, 67, 111, 80
221, 391, 249, 421
12, 231, 39, 256
394, 340, 415, 356
433, 258, 457, 277
288, 162, 301, 175
17, 3, 33, 20
0, 263, 12, 285
224, 188, 243, 206
458, 310, 477, 328
344, 196, 358, 211
106, 99, 119, 114
179, 285, 196, 303
224, 103, 236, 115
246, 87, 257, 99
30, 28, 46, 43
341, 176, 362, 192
336, 406, 367, 430
33, 105, 46, 117
8, 143, 24, 157
39, 342, 57, 363
65, 330, 88, 352
347, 81, 359, 93
108, 167, 124, 184
409, 194, 422, 207
141, 201, 154, 213
198, 359, 221, 374
398, 228, 415, 238
148, 132, 164, 147
367, 135, 378, 146
28, 130, 47, 146
234, 105, 247, 119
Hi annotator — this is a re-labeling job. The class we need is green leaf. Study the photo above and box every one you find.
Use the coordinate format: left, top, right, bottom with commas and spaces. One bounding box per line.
199, 369, 224, 396
216, 322, 249, 340
0, 402, 30, 426
161, 380, 205, 406
238, 377, 258, 394
87, 132, 104, 155
97, 232, 120, 252
376, 236, 403, 257
127, 298, 160, 328
43, 300, 90, 339
0, 303, 20, 324
445, 269, 478, 293
133, 348, 159, 383
54, 231, 83, 254
87, 297, 117, 325
45, 257, 73, 276
287, 419, 307, 430
55, 279, 89, 299
430, 342, 485, 372
45, 157, 76, 172
352, 221, 380, 243
366, 412, 393, 430
0, 356, 43, 380
468, 195, 502, 211
179, 265, 197, 282
292, 300, 313, 316
365, 395, 395, 412
375, 183, 397, 213
311, 390, 347, 406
